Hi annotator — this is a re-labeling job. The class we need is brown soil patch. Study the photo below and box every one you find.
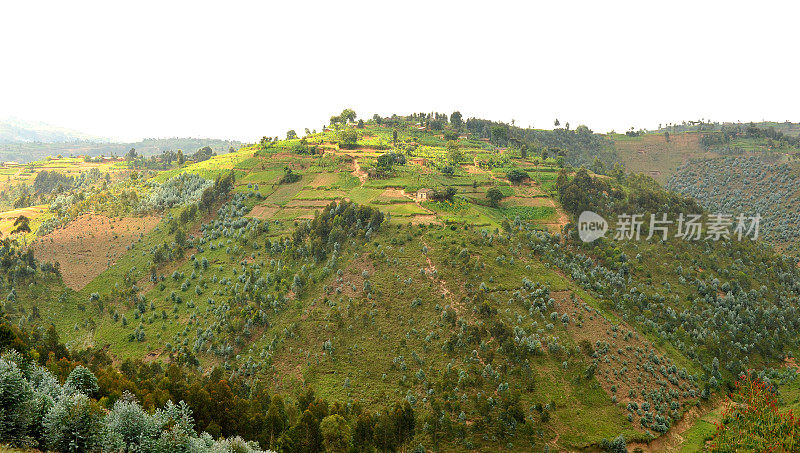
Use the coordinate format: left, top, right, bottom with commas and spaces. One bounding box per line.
308, 172, 337, 188
285, 199, 333, 208
248, 205, 280, 219
504, 196, 552, 207
380, 188, 409, 199
463, 163, 488, 175
31, 213, 161, 290
408, 215, 441, 225
351, 160, 368, 186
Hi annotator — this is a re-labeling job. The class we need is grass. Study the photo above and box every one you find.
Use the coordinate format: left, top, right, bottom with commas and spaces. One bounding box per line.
677, 406, 723, 453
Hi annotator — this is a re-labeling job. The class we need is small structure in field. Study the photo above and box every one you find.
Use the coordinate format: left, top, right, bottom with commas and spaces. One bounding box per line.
416, 188, 434, 200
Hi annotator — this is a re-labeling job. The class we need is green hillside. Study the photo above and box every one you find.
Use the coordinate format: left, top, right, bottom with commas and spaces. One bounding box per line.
2, 112, 800, 452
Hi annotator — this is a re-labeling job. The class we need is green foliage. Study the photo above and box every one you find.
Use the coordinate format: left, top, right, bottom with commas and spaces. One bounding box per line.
0, 357, 33, 446
292, 201, 384, 260
506, 169, 528, 183
65, 365, 99, 397
320, 414, 351, 452
279, 168, 301, 184
43, 392, 104, 453
337, 128, 360, 149
486, 187, 505, 207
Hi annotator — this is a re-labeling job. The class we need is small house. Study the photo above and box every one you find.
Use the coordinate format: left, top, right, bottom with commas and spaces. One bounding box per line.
416, 188, 434, 201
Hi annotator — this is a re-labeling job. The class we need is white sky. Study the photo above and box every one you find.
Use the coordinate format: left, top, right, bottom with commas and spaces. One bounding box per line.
1, 0, 798, 142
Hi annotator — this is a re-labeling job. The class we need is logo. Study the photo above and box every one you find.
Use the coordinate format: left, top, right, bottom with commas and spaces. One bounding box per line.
578, 211, 608, 243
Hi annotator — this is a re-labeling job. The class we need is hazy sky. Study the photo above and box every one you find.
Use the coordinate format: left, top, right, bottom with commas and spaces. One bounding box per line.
2, 1, 798, 142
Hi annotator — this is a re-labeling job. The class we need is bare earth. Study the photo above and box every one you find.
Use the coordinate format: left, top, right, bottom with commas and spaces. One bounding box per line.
31, 213, 161, 290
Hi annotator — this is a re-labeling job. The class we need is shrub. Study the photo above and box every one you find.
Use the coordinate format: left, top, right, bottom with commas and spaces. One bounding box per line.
506, 169, 528, 183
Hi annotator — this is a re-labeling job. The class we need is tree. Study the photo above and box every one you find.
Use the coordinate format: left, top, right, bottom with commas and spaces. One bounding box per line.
103, 398, 160, 451
320, 414, 351, 453
446, 140, 463, 166
0, 358, 34, 446
392, 129, 398, 147
193, 146, 214, 162
337, 128, 359, 149
352, 413, 373, 452
486, 187, 505, 207
377, 153, 404, 173
264, 395, 287, 448
490, 125, 509, 146
65, 365, 99, 397
443, 130, 459, 141
11, 216, 30, 235
292, 410, 322, 452
177, 150, 185, 165
450, 111, 463, 129
287, 130, 298, 140
43, 393, 104, 453
340, 109, 357, 123
392, 401, 415, 450
124, 148, 138, 161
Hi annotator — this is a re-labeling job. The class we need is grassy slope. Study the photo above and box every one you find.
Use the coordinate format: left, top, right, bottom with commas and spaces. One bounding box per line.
611, 132, 714, 184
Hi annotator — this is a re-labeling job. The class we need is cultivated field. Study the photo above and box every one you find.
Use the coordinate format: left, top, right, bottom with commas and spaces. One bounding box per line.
31, 213, 160, 290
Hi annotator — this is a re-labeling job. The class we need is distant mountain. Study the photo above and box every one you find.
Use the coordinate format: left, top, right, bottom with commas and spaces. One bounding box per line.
0, 138, 245, 163
0, 117, 107, 144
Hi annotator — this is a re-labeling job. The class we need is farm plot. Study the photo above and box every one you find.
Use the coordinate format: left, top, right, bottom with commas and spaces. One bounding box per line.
31, 213, 160, 290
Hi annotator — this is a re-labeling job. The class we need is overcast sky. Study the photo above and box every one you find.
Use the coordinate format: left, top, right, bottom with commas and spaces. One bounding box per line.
1, 1, 798, 142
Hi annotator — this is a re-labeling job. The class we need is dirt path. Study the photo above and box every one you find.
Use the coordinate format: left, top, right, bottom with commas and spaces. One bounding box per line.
421, 241, 463, 313
351, 159, 367, 186
540, 196, 570, 231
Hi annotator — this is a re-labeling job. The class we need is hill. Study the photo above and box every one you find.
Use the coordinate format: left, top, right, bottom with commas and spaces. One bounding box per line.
611, 132, 711, 184
1, 111, 800, 451
0, 118, 106, 144
667, 155, 800, 256
0, 137, 243, 164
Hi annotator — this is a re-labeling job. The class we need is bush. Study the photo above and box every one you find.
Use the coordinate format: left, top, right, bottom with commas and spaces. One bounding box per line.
506, 169, 528, 183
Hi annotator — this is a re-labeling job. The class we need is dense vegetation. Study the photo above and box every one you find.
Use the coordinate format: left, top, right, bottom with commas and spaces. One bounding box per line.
667, 155, 800, 254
